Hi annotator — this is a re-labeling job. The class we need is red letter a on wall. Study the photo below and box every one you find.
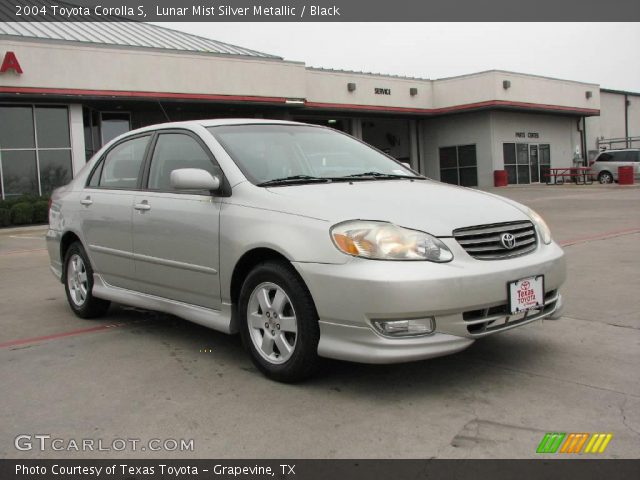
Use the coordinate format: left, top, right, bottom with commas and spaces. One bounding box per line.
1, 52, 23, 74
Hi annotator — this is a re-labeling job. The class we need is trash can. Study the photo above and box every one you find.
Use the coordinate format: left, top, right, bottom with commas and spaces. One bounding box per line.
618, 166, 634, 185
494, 170, 508, 187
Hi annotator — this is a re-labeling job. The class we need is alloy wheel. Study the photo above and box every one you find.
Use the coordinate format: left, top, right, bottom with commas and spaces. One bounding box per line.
67, 253, 89, 306
247, 282, 298, 364
599, 172, 613, 184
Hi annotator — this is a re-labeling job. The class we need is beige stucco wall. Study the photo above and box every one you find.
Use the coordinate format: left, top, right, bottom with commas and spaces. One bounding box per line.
585, 91, 639, 154
419, 111, 581, 187
0, 39, 307, 99
433, 71, 599, 112
1, 38, 604, 115
304, 69, 432, 109
420, 112, 493, 186
490, 111, 581, 172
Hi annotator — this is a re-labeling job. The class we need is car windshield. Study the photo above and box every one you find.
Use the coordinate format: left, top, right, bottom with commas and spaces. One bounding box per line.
207, 124, 418, 185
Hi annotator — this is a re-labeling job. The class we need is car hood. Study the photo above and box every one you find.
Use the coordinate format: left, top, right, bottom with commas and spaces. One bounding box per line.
251, 179, 531, 236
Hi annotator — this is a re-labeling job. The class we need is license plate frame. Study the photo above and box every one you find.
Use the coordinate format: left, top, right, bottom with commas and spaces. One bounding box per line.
508, 275, 545, 314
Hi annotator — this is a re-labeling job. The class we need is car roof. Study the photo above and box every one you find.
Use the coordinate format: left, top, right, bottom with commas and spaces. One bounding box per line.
129, 118, 307, 135
598, 149, 640, 153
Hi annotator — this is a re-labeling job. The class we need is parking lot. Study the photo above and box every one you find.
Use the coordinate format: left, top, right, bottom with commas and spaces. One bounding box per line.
1, 184, 639, 459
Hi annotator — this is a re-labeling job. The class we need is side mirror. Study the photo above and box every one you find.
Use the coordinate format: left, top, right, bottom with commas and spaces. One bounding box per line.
170, 168, 220, 192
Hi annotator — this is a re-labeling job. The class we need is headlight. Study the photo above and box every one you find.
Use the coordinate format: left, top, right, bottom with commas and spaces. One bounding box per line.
527, 208, 552, 245
331, 220, 453, 262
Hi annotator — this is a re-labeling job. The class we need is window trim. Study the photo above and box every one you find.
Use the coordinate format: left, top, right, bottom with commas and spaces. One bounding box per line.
84, 132, 152, 192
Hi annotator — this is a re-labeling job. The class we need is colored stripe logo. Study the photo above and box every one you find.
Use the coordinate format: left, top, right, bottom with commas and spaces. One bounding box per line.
537, 433, 613, 454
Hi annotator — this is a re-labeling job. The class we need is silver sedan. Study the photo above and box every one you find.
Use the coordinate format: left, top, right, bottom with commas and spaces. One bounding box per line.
47, 119, 565, 382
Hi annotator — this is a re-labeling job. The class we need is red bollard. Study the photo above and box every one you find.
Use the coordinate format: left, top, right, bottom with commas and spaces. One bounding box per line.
618, 166, 634, 185
494, 170, 508, 187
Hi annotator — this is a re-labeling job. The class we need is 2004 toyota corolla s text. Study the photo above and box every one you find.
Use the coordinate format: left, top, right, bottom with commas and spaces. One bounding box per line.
47, 119, 566, 382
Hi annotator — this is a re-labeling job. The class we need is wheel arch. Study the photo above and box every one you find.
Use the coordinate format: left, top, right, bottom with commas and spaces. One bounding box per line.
59, 230, 82, 279
230, 248, 292, 308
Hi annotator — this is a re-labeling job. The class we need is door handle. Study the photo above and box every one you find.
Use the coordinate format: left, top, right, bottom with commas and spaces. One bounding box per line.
134, 202, 151, 212
80, 197, 93, 206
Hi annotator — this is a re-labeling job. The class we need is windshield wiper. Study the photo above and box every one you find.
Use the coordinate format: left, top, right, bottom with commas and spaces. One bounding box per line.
341, 171, 424, 180
257, 175, 331, 187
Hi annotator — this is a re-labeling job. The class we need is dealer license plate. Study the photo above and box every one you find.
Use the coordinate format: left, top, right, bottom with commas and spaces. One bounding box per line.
508, 275, 544, 314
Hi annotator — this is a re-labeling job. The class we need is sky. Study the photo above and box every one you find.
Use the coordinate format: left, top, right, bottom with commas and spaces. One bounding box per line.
155, 22, 640, 92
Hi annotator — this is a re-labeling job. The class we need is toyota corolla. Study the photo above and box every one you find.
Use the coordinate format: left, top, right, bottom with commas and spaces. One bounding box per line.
47, 119, 566, 382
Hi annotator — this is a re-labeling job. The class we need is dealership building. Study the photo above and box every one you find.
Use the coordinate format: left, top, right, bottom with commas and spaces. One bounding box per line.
1, 20, 639, 198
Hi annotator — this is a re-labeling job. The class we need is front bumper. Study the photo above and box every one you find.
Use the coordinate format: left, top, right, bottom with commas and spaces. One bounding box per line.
293, 239, 566, 364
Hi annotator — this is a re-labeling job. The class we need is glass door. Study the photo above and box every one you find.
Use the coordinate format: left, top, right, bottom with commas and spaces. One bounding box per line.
516, 143, 530, 184
529, 144, 539, 183
539, 144, 551, 182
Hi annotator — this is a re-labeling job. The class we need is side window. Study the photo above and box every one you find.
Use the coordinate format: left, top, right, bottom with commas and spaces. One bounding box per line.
597, 153, 612, 162
99, 136, 150, 189
610, 151, 626, 162
622, 151, 640, 162
147, 133, 222, 191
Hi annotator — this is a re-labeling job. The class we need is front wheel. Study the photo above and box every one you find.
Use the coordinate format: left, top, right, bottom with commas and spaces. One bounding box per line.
63, 242, 110, 319
598, 171, 614, 184
238, 261, 321, 382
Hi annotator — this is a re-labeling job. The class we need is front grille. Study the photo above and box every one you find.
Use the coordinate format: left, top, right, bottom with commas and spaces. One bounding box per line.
453, 221, 537, 260
462, 290, 559, 336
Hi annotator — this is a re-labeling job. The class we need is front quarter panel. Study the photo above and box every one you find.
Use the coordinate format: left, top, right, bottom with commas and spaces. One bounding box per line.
218, 199, 350, 303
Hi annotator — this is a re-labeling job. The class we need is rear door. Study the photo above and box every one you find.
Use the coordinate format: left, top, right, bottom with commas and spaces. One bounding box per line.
132, 130, 224, 309
80, 134, 151, 290
629, 151, 640, 179
610, 151, 627, 179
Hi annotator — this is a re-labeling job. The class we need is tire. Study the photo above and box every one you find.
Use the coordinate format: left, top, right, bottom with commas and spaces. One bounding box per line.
63, 242, 110, 319
598, 171, 614, 184
238, 260, 321, 383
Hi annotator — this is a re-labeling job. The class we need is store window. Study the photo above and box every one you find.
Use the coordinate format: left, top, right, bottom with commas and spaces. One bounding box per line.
439, 144, 478, 187
101, 112, 131, 145
0, 105, 73, 198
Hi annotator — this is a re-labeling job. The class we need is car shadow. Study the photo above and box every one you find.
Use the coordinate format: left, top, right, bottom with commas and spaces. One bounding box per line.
105, 304, 550, 400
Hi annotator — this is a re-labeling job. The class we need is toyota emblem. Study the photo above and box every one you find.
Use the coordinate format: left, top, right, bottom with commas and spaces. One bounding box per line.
501, 233, 517, 249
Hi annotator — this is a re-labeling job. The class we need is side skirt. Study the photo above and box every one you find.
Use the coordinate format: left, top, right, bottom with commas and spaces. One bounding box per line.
92, 274, 237, 334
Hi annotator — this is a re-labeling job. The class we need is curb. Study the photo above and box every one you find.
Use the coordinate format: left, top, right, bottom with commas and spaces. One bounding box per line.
0, 224, 48, 235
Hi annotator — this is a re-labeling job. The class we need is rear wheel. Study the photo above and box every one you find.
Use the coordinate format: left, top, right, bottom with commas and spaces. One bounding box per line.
238, 261, 320, 382
63, 242, 110, 319
598, 171, 614, 184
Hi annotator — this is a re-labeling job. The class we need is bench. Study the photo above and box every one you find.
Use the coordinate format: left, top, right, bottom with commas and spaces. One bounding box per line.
545, 167, 593, 185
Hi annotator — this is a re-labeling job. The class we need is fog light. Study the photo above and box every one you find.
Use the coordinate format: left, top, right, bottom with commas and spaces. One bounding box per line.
372, 317, 435, 337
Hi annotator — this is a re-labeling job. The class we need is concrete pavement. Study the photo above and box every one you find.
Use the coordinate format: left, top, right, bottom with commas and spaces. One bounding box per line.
0, 184, 638, 459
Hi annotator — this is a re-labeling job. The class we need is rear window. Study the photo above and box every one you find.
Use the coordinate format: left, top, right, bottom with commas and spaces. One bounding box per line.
90, 135, 150, 189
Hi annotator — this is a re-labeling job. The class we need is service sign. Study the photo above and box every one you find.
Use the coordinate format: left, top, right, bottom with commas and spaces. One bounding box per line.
509, 276, 544, 314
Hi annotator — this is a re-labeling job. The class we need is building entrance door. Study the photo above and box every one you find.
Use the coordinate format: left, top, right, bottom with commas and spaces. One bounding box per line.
504, 143, 551, 184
